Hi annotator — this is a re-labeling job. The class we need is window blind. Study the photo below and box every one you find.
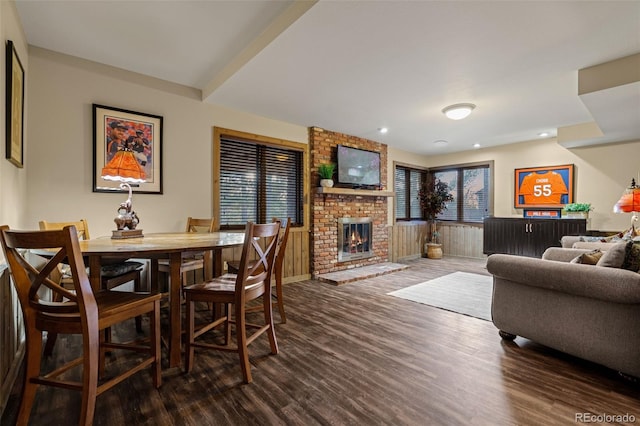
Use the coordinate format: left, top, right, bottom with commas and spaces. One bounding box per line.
220, 139, 302, 228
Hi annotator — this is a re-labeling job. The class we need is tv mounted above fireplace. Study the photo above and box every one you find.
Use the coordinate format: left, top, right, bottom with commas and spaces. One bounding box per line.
336, 145, 381, 189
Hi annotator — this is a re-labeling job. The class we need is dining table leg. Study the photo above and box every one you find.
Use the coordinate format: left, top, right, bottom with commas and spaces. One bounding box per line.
168, 251, 183, 368
88, 255, 102, 291
212, 248, 223, 277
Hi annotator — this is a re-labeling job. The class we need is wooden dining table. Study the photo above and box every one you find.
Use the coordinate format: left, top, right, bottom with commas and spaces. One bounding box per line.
78, 231, 244, 367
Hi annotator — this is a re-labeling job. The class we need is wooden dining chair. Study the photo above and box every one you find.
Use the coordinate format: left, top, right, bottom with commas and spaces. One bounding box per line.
158, 217, 216, 296
227, 217, 291, 323
0, 225, 162, 426
184, 221, 281, 383
39, 219, 146, 354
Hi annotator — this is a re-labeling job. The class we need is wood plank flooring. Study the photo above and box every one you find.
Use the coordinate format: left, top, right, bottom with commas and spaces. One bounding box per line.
2, 256, 639, 425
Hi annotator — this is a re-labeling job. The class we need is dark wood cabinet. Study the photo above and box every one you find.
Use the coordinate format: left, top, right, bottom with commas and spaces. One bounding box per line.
483, 217, 586, 258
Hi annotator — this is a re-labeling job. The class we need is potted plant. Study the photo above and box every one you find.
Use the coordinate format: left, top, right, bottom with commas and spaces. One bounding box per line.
318, 163, 336, 188
564, 203, 592, 219
419, 176, 454, 258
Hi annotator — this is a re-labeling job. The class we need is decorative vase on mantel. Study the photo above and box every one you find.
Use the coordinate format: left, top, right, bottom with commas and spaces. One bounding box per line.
320, 179, 334, 188
318, 163, 336, 188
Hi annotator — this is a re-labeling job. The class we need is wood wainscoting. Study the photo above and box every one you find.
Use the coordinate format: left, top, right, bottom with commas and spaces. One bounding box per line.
389, 221, 485, 261
0, 265, 25, 417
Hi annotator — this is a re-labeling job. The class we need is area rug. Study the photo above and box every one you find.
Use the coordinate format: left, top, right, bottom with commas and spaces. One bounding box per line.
387, 271, 493, 321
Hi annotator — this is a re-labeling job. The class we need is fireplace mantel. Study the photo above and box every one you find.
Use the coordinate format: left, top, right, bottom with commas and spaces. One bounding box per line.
315, 187, 395, 197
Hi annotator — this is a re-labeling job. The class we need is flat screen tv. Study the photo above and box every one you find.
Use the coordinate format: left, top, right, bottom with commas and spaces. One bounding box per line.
336, 145, 381, 188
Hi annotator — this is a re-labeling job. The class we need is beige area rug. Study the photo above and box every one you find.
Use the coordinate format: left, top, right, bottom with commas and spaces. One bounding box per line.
387, 271, 493, 321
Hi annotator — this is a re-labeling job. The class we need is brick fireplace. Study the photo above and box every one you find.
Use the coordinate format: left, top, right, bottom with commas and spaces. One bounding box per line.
310, 127, 389, 277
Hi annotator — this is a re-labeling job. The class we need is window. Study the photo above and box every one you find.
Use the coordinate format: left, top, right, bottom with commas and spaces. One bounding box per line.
395, 165, 427, 220
219, 138, 303, 229
432, 163, 492, 223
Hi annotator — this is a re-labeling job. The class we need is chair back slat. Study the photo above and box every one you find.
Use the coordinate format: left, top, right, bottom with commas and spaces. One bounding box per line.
39, 219, 90, 240
186, 217, 216, 233
274, 217, 291, 266
235, 222, 280, 298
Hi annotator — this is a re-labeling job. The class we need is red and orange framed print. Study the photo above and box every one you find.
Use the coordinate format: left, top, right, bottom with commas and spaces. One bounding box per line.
514, 164, 574, 209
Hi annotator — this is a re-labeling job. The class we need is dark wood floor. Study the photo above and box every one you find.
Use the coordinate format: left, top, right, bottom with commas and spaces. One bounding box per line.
3, 256, 639, 425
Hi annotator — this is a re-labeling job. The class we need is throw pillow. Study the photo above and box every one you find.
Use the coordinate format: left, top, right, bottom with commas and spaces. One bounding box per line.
596, 241, 629, 268
622, 241, 640, 272
570, 249, 603, 265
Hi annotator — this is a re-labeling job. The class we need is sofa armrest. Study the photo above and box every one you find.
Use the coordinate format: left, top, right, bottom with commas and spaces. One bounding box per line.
486, 254, 640, 303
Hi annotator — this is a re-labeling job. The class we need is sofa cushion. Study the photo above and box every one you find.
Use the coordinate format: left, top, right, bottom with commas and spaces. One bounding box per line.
570, 249, 603, 265
596, 241, 629, 268
100, 261, 143, 277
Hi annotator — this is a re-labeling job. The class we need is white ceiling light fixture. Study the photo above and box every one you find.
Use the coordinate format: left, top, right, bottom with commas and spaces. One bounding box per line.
378, 127, 388, 134
538, 132, 550, 137
473, 143, 481, 149
442, 103, 476, 120
433, 139, 448, 147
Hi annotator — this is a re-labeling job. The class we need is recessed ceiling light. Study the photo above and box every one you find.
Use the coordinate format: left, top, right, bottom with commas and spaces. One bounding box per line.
433, 140, 448, 147
442, 103, 476, 120
473, 143, 481, 149
538, 132, 550, 137
378, 127, 388, 134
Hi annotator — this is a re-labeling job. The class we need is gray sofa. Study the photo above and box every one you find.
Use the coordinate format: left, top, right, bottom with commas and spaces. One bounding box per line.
486, 247, 640, 378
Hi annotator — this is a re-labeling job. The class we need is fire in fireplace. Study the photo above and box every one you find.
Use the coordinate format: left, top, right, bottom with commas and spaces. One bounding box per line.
337, 217, 373, 262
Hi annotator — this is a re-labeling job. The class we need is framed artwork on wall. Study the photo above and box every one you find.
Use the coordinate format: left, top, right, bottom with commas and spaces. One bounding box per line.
5, 40, 25, 168
514, 164, 574, 209
93, 104, 163, 194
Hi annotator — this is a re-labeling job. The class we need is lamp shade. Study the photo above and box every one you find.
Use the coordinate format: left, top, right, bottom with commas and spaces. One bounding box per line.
101, 150, 146, 183
613, 178, 640, 213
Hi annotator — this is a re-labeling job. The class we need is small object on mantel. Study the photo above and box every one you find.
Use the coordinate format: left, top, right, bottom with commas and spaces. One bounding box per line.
111, 228, 144, 239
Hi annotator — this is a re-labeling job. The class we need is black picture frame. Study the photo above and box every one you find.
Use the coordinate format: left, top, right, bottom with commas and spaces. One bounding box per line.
5, 40, 25, 168
93, 104, 163, 194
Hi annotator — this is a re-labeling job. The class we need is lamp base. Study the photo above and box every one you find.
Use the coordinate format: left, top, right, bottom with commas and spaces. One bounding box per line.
111, 229, 144, 239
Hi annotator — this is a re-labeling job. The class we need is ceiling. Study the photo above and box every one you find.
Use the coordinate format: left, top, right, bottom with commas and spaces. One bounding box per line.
15, 0, 640, 155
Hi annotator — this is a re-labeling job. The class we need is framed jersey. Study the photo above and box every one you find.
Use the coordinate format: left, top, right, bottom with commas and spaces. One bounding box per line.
514, 164, 574, 209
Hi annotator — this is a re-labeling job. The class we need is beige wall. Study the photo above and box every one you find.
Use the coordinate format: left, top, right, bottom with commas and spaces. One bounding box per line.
388, 138, 640, 232
0, 1, 28, 240
12, 35, 640, 239
24, 48, 307, 237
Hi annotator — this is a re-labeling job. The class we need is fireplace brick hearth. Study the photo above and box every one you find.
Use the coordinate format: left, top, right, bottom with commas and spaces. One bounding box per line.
310, 127, 389, 277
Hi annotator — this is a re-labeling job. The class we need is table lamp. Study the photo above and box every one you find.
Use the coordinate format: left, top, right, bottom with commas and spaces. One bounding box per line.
613, 178, 640, 230
101, 147, 146, 239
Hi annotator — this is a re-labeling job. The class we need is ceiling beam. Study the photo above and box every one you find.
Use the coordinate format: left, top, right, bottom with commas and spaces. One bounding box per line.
201, 0, 318, 103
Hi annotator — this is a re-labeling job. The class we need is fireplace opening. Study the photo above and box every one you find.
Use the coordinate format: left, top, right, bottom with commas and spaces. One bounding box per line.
338, 217, 373, 262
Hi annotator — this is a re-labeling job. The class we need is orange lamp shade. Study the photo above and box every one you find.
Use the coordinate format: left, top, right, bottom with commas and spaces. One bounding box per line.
101, 150, 146, 183
613, 188, 640, 213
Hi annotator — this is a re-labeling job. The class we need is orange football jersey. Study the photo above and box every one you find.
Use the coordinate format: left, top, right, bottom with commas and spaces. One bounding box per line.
519, 171, 568, 204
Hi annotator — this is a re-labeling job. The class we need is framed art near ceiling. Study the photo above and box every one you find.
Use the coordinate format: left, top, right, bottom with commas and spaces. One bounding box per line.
514, 164, 574, 209
5, 40, 25, 168
93, 104, 163, 194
